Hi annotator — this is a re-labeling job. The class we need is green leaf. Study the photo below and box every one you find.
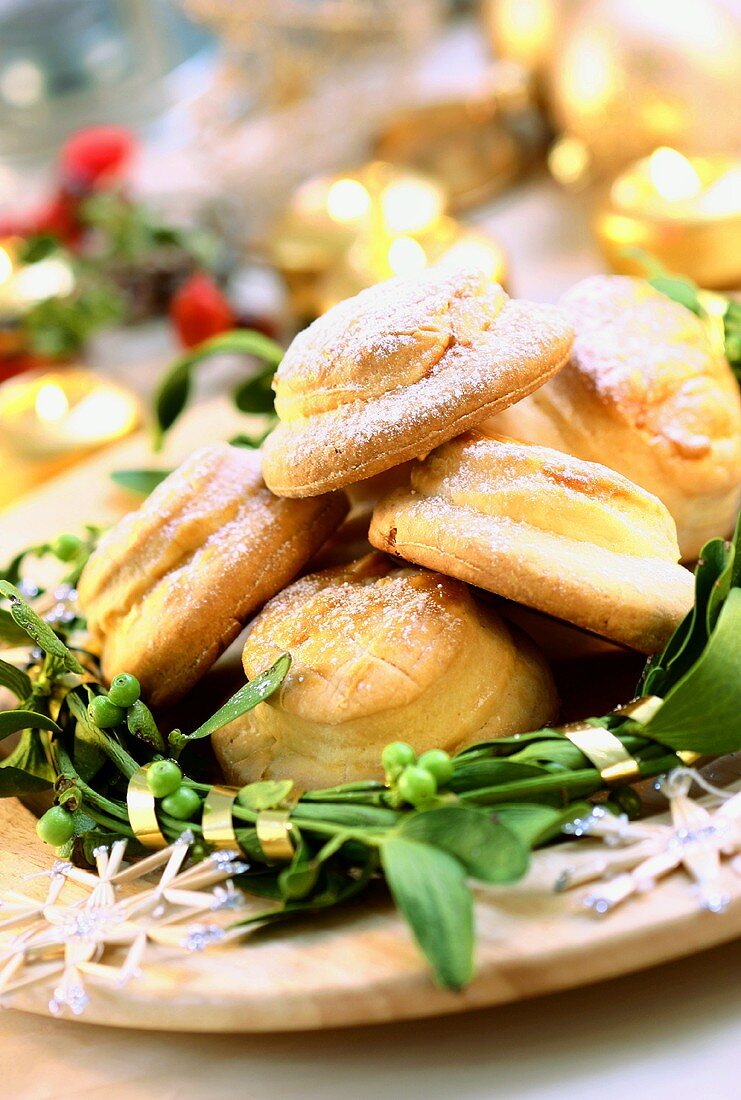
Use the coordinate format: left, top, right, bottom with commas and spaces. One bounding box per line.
228, 420, 276, 449
449, 759, 547, 793
0, 765, 52, 797
642, 587, 741, 753
0, 581, 85, 674
2, 728, 55, 783
649, 273, 703, 314
292, 801, 401, 830
237, 779, 294, 811
0, 609, 29, 645
0, 709, 62, 741
0, 658, 32, 701
398, 805, 529, 885
153, 330, 284, 450
19, 234, 59, 264
0, 551, 30, 586
493, 801, 594, 847
381, 836, 474, 989
642, 534, 730, 696
110, 468, 171, 497
170, 652, 291, 751
232, 370, 276, 414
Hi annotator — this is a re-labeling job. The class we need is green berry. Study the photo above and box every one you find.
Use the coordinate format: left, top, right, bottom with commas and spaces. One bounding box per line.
108, 672, 141, 708
417, 749, 454, 787
87, 694, 126, 729
50, 533, 83, 562
161, 786, 201, 820
36, 805, 75, 847
397, 765, 437, 806
381, 741, 416, 777
146, 760, 183, 799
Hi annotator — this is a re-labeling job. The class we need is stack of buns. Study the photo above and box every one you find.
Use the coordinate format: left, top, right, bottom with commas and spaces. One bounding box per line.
80, 265, 740, 789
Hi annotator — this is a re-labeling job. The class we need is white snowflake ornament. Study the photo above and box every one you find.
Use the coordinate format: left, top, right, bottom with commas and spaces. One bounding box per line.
557, 769, 741, 915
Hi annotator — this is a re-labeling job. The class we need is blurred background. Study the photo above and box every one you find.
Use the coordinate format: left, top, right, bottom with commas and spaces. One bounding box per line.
1, 0, 740, 508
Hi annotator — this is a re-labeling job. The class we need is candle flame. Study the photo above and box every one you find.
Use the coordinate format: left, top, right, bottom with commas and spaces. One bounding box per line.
648, 148, 702, 202
34, 383, 69, 424
326, 179, 371, 223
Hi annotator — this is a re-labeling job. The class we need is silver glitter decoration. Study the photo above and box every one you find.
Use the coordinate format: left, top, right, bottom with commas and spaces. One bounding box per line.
0, 834, 250, 1017
556, 768, 741, 916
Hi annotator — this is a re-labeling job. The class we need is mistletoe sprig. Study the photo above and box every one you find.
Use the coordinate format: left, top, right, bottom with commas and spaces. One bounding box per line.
1, 519, 741, 988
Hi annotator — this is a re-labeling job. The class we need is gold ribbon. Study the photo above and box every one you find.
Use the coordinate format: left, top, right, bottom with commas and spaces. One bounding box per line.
255, 809, 295, 862
126, 765, 168, 850
609, 696, 701, 767
202, 785, 240, 850
560, 722, 640, 785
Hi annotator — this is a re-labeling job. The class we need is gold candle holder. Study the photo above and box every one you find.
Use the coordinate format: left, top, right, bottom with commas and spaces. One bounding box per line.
594, 148, 741, 289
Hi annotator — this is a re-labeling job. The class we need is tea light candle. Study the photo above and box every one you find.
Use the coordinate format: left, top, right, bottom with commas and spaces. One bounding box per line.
269, 163, 447, 321
317, 217, 508, 314
0, 368, 140, 460
594, 148, 741, 288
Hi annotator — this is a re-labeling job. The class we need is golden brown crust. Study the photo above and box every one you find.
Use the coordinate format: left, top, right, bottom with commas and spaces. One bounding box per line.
487, 275, 741, 559
261, 264, 572, 497
369, 433, 694, 654
212, 553, 557, 789
78, 443, 348, 708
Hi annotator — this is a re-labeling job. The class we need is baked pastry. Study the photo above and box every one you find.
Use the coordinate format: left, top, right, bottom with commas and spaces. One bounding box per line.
369, 432, 695, 653
212, 553, 557, 789
78, 442, 348, 708
261, 263, 572, 497
309, 462, 413, 569
487, 275, 741, 559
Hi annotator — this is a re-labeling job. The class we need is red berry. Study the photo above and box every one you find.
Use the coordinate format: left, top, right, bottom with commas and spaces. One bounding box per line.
34, 194, 82, 244
59, 126, 136, 191
170, 272, 236, 348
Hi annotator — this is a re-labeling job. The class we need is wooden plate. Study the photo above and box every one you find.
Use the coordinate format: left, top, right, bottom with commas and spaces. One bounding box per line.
2, 790, 740, 1033
1, 404, 739, 1032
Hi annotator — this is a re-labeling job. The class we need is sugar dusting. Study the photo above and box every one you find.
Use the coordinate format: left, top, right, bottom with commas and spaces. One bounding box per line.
263, 264, 572, 487
559, 275, 741, 456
